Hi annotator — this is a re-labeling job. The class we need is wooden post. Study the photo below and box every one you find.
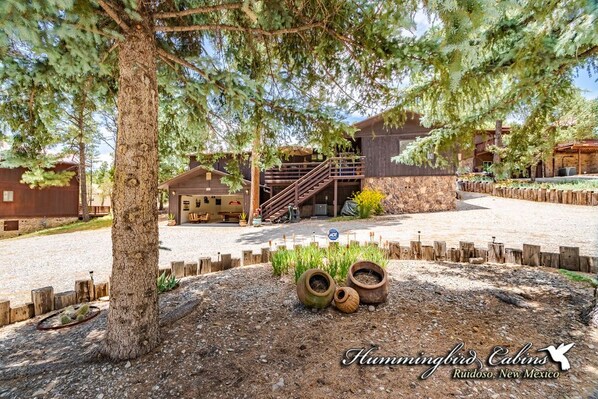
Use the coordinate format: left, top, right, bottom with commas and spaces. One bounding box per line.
421, 245, 435, 261
349, 240, 360, 247
9, 303, 34, 323
54, 291, 77, 310
448, 248, 460, 262
158, 267, 172, 277
171, 261, 185, 278
410, 241, 422, 260
221, 254, 232, 270
580, 256, 591, 273
505, 248, 523, 265
242, 250, 253, 266
487, 243, 505, 263
212, 260, 223, 272
459, 241, 475, 263
474, 248, 488, 262
184, 262, 198, 276
589, 256, 598, 274
559, 246, 580, 271
333, 179, 338, 217
433, 241, 447, 260
261, 248, 271, 263
231, 258, 241, 268
0, 300, 9, 327
31, 286, 54, 316
95, 282, 109, 298
199, 257, 212, 274
75, 279, 95, 303
252, 253, 262, 264
522, 244, 541, 266
389, 242, 401, 260
399, 246, 412, 260
540, 252, 560, 268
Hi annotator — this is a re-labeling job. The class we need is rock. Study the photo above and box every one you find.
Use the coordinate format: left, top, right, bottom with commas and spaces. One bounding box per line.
469, 257, 484, 264
125, 361, 131, 369
283, 300, 293, 307
272, 377, 284, 391
368, 306, 375, 312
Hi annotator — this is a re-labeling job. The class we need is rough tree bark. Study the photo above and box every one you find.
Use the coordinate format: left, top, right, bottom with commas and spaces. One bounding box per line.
248, 127, 260, 225
78, 138, 90, 222
102, 17, 160, 360
492, 119, 503, 179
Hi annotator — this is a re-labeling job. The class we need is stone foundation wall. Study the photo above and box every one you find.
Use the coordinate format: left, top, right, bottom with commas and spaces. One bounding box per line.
364, 175, 456, 214
0, 217, 79, 239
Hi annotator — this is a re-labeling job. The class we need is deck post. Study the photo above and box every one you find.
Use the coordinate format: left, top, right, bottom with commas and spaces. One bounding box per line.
333, 179, 338, 217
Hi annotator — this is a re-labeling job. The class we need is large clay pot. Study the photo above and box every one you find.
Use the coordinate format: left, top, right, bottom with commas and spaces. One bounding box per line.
334, 287, 360, 313
346, 261, 388, 304
296, 269, 335, 309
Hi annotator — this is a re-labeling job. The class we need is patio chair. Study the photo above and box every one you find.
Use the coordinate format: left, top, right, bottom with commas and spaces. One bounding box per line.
198, 213, 210, 223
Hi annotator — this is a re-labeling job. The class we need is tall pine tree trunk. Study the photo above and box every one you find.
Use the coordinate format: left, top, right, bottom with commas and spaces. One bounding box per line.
103, 18, 160, 360
493, 119, 503, 180
79, 138, 90, 222
248, 127, 260, 224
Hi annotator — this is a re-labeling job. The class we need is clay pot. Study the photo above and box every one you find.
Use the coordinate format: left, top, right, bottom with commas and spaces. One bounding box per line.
334, 287, 360, 313
346, 261, 388, 304
296, 269, 335, 309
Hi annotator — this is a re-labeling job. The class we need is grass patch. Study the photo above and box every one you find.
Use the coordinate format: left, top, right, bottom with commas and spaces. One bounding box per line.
271, 243, 389, 283
15, 215, 113, 238
558, 269, 598, 288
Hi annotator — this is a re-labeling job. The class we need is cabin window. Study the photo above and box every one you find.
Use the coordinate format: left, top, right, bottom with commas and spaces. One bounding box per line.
2, 191, 14, 202
4, 220, 18, 231
399, 139, 415, 154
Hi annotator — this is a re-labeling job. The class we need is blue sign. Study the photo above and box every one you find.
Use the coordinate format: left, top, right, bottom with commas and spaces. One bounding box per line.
328, 228, 339, 241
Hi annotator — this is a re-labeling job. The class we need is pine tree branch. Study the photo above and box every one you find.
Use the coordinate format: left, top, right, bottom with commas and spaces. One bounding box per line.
97, 0, 130, 33
154, 22, 325, 35
153, 3, 243, 19
156, 48, 209, 79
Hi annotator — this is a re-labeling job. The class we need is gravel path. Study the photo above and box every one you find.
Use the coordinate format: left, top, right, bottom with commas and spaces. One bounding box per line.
1, 192, 596, 305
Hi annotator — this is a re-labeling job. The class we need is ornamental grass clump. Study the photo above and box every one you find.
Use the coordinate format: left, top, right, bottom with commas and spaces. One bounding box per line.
352, 188, 385, 218
294, 245, 325, 282
271, 242, 389, 284
271, 248, 294, 277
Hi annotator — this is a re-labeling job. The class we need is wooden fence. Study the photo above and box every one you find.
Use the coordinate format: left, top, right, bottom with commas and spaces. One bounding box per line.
458, 180, 598, 206
1, 241, 595, 328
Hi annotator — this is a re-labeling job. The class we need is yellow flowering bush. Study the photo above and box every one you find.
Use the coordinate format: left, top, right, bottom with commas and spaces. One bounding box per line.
352, 188, 385, 218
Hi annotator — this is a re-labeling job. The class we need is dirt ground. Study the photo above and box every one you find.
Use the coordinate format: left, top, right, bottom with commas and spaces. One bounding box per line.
1, 261, 597, 399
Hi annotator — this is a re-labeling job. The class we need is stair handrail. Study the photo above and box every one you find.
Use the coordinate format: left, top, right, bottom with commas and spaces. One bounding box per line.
261, 158, 333, 217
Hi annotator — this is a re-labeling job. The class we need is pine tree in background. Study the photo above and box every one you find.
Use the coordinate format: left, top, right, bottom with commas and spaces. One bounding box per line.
390, 0, 598, 176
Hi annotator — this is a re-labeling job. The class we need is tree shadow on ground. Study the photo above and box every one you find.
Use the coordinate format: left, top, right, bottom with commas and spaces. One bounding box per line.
235, 215, 413, 246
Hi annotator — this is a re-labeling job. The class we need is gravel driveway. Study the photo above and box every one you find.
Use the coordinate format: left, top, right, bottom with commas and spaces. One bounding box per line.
1, 192, 596, 305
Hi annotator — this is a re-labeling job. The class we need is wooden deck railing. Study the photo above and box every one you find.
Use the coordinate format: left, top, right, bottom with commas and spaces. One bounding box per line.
261, 156, 365, 221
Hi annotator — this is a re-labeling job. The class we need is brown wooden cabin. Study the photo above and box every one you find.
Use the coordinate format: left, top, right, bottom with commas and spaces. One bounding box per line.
466, 130, 598, 178
0, 162, 79, 236
160, 111, 456, 224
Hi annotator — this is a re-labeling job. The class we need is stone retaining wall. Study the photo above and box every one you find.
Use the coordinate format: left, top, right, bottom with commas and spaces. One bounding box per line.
0, 217, 79, 239
364, 175, 456, 213
458, 180, 598, 206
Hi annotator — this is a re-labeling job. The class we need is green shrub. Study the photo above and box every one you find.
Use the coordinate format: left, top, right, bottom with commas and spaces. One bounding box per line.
157, 272, 179, 293
352, 188, 386, 218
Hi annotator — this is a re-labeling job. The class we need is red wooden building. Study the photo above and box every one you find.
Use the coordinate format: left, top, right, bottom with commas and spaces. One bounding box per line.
0, 162, 79, 237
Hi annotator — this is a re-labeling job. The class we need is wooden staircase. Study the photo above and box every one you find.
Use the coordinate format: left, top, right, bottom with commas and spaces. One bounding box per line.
261, 156, 365, 222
